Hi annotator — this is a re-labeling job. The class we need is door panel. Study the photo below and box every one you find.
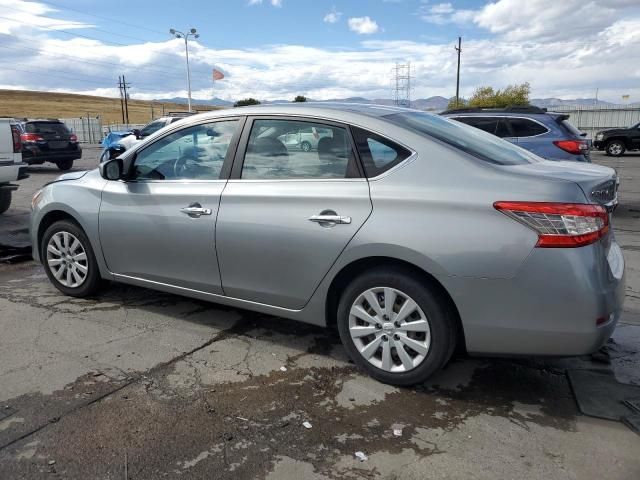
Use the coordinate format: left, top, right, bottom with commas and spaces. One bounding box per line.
216, 180, 371, 308
99, 181, 225, 293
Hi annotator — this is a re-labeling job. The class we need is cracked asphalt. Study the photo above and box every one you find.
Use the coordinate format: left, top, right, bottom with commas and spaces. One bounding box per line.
0, 148, 639, 479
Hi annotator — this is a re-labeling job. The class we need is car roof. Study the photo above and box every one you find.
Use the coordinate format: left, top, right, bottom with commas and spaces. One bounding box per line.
185, 102, 416, 122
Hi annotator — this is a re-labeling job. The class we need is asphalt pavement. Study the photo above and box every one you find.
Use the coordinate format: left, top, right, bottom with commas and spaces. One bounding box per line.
0, 147, 638, 479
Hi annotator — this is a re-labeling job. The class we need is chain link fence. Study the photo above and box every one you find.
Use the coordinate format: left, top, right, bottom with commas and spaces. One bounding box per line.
59, 117, 103, 144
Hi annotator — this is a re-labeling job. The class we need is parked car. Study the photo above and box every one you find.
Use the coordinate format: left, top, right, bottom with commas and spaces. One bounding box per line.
100, 112, 194, 162
31, 104, 624, 386
593, 122, 640, 156
441, 106, 590, 162
0, 118, 28, 214
277, 125, 333, 152
19, 119, 82, 171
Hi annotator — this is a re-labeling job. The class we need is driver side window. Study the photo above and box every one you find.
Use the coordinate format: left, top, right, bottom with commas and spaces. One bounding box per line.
132, 120, 238, 181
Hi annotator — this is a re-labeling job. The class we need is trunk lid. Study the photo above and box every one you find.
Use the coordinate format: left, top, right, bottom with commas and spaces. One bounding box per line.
504, 160, 618, 208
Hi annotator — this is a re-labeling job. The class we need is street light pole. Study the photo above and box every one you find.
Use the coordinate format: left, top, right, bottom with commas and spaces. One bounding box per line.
170, 27, 200, 112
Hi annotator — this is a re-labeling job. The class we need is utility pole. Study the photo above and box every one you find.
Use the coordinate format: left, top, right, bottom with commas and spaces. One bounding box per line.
122, 75, 131, 126
455, 36, 462, 107
117, 76, 125, 124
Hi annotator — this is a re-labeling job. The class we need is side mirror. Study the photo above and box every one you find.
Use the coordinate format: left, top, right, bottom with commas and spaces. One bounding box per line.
99, 158, 123, 180
132, 128, 142, 139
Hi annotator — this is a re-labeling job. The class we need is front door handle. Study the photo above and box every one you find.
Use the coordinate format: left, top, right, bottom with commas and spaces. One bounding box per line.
180, 203, 212, 218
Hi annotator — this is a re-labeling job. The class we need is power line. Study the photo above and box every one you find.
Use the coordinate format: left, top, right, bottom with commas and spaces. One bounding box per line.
37, 0, 170, 37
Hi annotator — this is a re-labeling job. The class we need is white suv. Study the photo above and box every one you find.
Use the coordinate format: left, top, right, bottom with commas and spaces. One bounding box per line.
0, 118, 28, 214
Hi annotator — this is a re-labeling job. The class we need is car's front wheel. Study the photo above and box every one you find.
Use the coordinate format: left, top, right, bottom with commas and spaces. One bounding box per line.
41, 220, 102, 297
337, 267, 455, 386
605, 140, 625, 157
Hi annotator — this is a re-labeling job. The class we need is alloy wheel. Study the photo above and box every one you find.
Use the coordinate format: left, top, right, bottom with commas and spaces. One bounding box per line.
608, 142, 623, 155
349, 287, 431, 373
46, 231, 89, 288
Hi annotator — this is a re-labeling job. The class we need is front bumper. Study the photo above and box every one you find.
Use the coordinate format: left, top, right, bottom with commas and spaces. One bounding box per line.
440, 235, 625, 356
593, 140, 604, 150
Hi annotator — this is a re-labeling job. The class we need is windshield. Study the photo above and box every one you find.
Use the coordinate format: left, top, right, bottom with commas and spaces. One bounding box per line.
385, 111, 541, 165
26, 122, 69, 135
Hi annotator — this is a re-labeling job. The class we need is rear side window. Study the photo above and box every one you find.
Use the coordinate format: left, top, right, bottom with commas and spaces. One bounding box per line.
506, 118, 548, 137
452, 117, 498, 135
560, 119, 583, 137
26, 122, 69, 135
386, 111, 540, 165
351, 127, 412, 177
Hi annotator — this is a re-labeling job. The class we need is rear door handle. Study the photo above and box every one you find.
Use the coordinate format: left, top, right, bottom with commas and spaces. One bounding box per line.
309, 214, 351, 225
180, 203, 212, 217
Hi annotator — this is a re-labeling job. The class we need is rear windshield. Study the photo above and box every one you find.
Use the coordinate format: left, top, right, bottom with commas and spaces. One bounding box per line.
26, 122, 69, 135
385, 112, 541, 165
560, 119, 583, 137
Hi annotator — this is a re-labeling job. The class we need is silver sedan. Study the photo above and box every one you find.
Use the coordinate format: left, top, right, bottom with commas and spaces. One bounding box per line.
30, 103, 625, 385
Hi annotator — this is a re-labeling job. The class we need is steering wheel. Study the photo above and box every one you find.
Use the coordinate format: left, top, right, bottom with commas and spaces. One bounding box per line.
173, 148, 199, 178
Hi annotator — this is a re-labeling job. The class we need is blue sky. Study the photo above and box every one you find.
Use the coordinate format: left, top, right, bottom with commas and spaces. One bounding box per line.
1, 0, 639, 103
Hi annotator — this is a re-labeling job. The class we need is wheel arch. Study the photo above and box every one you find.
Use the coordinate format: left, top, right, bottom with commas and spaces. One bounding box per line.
37, 209, 82, 255
606, 137, 630, 148
324, 256, 466, 352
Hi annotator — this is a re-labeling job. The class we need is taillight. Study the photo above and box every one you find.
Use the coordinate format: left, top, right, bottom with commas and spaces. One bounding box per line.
69, 134, 78, 143
10, 125, 21, 153
494, 201, 609, 248
553, 139, 588, 155
21, 133, 44, 142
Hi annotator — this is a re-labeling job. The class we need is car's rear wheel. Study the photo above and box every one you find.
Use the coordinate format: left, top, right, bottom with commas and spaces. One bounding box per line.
41, 220, 101, 297
0, 190, 12, 214
605, 140, 625, 157
337, 267, 455, 386
300, 141, 312, 152
56, 159, 73, 171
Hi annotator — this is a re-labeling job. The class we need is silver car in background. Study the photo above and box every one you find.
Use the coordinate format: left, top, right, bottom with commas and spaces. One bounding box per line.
30, 103, 624, 386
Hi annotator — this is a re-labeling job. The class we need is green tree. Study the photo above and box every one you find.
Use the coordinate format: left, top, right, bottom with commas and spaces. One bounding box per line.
447, 97, 467, 110
293, 95, 307, 102
467, 82, 530, 108
234, 98, 261, 107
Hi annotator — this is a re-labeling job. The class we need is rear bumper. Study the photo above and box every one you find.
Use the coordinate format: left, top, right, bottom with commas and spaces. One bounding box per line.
22, 145, 82, 164
440, 236, 625, 356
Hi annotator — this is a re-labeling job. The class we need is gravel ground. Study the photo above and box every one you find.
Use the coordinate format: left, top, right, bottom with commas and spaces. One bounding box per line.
0, 147, 638, 479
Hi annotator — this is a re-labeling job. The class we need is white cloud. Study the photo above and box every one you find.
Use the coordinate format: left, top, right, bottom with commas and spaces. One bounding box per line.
248, 0, 282, 6
324, 8, 342, 24
430, 3, 454, 15
348, 16, 379, 35
0, 0, 93, 34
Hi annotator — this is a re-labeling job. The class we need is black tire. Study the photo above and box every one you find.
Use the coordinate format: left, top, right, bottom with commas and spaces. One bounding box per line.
300, 141, 312, 152
605, 140, 625, 157
0, 190, 11, 214
41, 220, 102, 297
337, 267, 456, 386
56, 159, 74, 171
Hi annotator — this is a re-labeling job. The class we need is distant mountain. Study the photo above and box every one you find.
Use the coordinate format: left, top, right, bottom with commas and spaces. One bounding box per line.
531, 98, 615, 108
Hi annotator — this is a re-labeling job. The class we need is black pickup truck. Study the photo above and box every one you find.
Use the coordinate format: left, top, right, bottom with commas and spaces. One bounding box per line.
593, 122, 640, 156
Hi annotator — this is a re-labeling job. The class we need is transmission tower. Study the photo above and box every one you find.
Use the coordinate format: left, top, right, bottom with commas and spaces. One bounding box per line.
393, 62, 411, 108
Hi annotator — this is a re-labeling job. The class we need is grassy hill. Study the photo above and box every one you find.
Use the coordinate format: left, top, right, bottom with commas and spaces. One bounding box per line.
0, 89, 223, 124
